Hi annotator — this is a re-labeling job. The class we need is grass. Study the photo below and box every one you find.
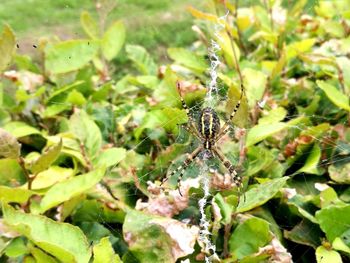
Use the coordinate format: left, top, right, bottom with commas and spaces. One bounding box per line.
0, 0, 202, 58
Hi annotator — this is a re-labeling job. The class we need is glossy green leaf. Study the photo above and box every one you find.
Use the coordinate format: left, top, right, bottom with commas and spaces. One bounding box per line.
0, 128, 21, 159
93, 147, 126, 168
229, 217, 271, 259
316, 205, 350, 242
80, 11, 99, 39
316, 246, 342, 263
45, 40, 99, 74
0, 186, 35, 204
30, 140, 62, 174
101, 20, 126, 61
317, 80, 350, 111
69, 110, 102, 159
0, 24, 16, 72
126, 44, 157, 75
40, 167, 105, 212
237, 177, 289, 212
3, 203, 91, 263
0, 158, 25, 185
93, 237, 122, 263
167, 47, 207, 73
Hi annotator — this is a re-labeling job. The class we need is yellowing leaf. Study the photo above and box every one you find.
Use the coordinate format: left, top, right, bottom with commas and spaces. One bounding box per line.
316, 246, 342, 263
285, 38, 316, 60
0, 25, 16, 72
0, 186, 34, 204
93, 237, 122, 263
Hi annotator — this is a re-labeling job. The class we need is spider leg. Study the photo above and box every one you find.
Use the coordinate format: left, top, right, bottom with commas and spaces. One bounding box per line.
212, 147, 242, 189
161, 146, 202, 196
215, 83, 244, 141
180, 123, 202, 141
176, 81, 203, 140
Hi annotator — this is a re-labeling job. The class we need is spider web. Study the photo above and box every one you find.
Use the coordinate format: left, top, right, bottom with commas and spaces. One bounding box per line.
6, 1, 350, 262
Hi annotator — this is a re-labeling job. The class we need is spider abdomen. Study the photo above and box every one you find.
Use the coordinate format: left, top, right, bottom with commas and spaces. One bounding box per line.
198, 107, 220, 144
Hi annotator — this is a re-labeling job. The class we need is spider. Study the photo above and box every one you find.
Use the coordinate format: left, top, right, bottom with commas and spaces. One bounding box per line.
161, 80, 244, 196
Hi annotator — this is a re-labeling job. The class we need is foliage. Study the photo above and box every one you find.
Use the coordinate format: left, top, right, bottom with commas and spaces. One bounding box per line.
1, 0, 350, 262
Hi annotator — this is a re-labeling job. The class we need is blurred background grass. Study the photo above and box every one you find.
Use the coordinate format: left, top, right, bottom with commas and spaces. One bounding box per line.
0, 0, 202, 60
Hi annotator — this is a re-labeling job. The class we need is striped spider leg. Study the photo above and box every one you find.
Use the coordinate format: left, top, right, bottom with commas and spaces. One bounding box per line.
160, 81, 203, 195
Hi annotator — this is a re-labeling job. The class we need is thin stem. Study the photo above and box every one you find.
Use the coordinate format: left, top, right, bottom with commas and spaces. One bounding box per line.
18, 157, 32, 190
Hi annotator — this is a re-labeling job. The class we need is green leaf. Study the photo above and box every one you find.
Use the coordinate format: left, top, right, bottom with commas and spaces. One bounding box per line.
0, 158, 24, 185
30, 140, 62, 174
93, 237, 122, 263
285, 38, 316, 60
0, 186, 35, 204
3, 122, 41, 138
123, 209, 197, 263
69, 110, 102, 159
80, 11, 99, 39
229, 217, 271, 259
101, 21, 126, 61
316, 205, 350, 242
0, 24, 16, 72
3, 203, 91, 263
317, 80, 350, 111
40, 167, 105, 213
246, 116, 304, 147
316, 246, 342, 263
284, 220, 321, 248
25, 166, 74, 190
237, 177, 288, 212
296, 144, 322, 175
167, 48, 207, 73
4, 237, 28, 258
66, 89, 86, 106
216, 30, 240, 69
329, 163, 350, 184
243, 68, 267, 109
30, 246, 58, 263
0, 128, 21, 159
45, 40, 99, 74
93, 147, 126, 168
214, 193, 233, 225
126, 45, 157, 75
246, 122, 286, 147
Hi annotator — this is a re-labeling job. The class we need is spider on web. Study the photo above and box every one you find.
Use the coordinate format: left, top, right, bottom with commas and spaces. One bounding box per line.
160, 79, 245, 196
